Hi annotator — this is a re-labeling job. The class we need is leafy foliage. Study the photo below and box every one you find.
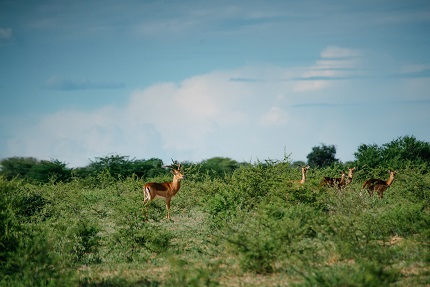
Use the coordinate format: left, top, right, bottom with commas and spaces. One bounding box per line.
1, 136, 430, 286
74, 155, 166, 179
0, 177, 74, 287
198, 157, 241, 179
354, 135, 430, 168
307, 143, 339, 167
0, 157, 71, 183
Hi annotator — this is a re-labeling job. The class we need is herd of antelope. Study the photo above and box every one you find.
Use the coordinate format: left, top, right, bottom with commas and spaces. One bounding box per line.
296, 165, 397, 198
143, 160, 398, 219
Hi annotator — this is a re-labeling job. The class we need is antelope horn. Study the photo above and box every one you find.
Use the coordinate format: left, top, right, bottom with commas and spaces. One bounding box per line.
170, 158, 181, 170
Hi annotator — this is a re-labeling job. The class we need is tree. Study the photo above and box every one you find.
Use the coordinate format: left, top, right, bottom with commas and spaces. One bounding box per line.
0, 157, 39, 180
354, 135, 430, 168
199, 157, 241, 178
0, 157, 71, 183
82, 155, 165, 179
354, 143, 382, 168
30, 159, 72, 183
306, 143, 339, 168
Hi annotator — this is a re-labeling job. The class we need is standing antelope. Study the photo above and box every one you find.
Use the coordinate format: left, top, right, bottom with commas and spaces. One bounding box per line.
293, 165, 310, 185
143, 160, 184, 219
320, 170, 346, 189
345, 167, 356, 186
362, 170, 397, 198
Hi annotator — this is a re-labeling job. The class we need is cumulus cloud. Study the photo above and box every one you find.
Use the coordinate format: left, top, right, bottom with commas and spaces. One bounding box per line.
5, 46, 370, 166
7, 66, 292, 166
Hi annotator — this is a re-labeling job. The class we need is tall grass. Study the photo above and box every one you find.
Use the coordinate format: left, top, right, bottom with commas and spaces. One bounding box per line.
1, 162, 429, 286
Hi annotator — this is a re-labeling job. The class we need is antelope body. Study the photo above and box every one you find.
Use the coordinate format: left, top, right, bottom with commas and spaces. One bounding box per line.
320, 170, 346, 189
143, 160, 184, 219
362, 170, 397, 198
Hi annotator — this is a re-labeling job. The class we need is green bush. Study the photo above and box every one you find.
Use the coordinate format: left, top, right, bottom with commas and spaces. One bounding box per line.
296, 261, 400, 287
0, 178, 75, 287
1, 153, 430, 286
224, 203, 327, 274
164, 258, 220, 287
72, 219, 102, 264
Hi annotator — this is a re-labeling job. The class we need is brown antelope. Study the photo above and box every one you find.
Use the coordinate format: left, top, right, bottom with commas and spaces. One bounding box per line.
320, 170, 346, 189
292, 165, 310, 185
362, 170, 397, 198
143, 159, 184, 219
345, 167, 356, 186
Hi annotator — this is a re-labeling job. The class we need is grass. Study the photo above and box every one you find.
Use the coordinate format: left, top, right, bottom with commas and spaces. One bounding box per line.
1, 162, 430, 286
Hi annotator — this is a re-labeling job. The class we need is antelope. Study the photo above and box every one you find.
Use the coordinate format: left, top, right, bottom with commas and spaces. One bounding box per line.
293, 165, 310, 185
345, 167, 356, 186
143, 159, 184, 219
362, 170, 397, 198
320, 170, 347, 189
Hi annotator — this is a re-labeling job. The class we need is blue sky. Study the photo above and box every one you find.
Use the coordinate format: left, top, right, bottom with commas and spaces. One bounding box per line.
1, 0, 430, 167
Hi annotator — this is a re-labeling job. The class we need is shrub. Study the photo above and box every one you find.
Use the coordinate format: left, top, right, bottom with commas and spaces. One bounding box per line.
165, 258, 220, 287
225, 203, 327, 274
295, 261, 400, 287
0, 178, 75, 286
72, 218, 102, 264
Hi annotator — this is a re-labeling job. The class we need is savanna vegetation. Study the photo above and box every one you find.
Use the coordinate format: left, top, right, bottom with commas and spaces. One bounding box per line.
1, 136, 429, 286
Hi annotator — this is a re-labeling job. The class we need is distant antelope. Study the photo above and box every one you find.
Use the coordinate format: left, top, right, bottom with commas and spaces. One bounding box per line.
345, 167, 356, 186
143, 159, 184, 219
293, 165, 310, 185
320, 170, 347, 189
362, 170, 397, 198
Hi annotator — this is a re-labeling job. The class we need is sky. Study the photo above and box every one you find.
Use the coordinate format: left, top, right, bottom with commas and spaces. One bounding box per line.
1, 0, 430, 167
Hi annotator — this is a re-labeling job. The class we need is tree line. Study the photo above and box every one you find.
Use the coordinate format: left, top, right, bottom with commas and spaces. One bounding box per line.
1, 135, 429, 184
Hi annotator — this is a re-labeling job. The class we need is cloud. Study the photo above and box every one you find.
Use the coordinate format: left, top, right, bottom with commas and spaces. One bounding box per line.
0, 27, 12, 40
8, 46, 423, 167
392, 64, 430, 79
260, 106, 288, 126
229, 77, 264, 83
7, 65, 294, 166
320, 46, 361, 59
44, 76, 125, 91
400, 64, 430, 74
293, 46, 362, 92
125, 71, 254, 152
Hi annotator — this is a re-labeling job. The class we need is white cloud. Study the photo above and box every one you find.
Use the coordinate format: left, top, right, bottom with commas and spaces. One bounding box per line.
320, 46, 361, 59
293, 46, 362, 92
6, 65, 296, 166
294, 80, 332, 92
7, 46, 406, 167
260, 107, 288, 126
